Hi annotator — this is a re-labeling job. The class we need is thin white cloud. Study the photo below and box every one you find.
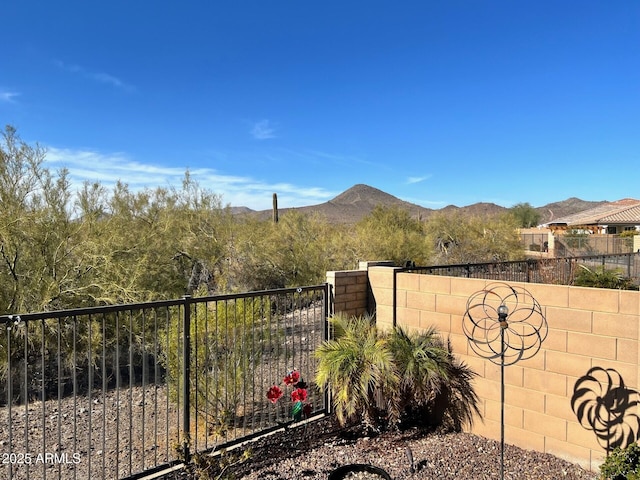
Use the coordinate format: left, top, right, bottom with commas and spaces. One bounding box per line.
45, 146, 334, 210
0, 91, 20, 103
54, 60, 134, 92
251, 120, 276, 140
406, 175, 432, 184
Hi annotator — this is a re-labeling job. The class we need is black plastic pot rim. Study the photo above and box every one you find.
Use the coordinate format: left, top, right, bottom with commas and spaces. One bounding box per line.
328, 463, 391, 480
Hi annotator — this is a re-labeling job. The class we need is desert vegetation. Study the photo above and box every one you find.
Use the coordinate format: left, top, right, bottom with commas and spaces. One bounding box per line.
0, 125, 527, 316
314, 313, 479, 432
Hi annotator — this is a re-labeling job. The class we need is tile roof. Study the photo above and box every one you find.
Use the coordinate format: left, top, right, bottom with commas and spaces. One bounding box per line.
544, 199, 640, 226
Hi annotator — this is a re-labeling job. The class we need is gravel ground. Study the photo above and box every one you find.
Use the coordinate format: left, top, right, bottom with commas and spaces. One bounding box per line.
1, 391, 602, 480
0, 385, 180, 480
168, 416, 600, 480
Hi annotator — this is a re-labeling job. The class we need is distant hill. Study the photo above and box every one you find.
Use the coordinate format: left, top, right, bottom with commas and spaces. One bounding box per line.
244, 184, 432, 224
535, 197, 608, 224
239, 184, 613, 226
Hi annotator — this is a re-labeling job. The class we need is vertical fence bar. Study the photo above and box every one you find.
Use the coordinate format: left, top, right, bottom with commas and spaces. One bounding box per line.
115, 312, 121, 479
141, 309, 147, 473
101, 313, 107, 479
73, 315, 78, 480
24, 318, 30, 480
164, 307, 170, 465
153, 308, 159, 468
192, 302, 198, 453
57, 317, 62, 480
87, 315, 93, 480
323, 283, 330, 414
128, 310, 134, 478
7, 321, 13, 480
182, 295, 191, 462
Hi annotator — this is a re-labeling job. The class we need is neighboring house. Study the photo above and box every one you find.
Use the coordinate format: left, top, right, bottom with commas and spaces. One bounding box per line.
541, 198, 640, 234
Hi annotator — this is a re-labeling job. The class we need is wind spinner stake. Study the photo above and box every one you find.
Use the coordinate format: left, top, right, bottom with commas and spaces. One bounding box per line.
463, 282, 548, 480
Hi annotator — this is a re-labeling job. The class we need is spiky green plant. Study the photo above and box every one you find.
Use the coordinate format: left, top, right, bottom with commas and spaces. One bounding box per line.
431, 338, 481, 431
574, 265, 638, 290
315, 314, 481, 432
387, 325, 451, 419
315, 313, 397, 427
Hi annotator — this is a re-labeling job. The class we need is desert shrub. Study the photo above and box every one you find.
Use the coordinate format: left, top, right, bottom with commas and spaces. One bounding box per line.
160, 292, 269, 438
355, 205, 432, 265
574, 265, 639, 290
315, 313, 480, 431
425, 212, 524, 264
224, 211, 355, 291
600, 442, 640, 479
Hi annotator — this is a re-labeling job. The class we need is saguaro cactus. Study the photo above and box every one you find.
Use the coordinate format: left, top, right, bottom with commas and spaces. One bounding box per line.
272, 193, 279, 223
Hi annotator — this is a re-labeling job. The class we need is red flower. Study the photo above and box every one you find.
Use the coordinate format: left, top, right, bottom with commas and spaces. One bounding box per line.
283, 370, 300, 386
303, 403, 312, 418
267, 385, 283, 403
291, 387, 307, 402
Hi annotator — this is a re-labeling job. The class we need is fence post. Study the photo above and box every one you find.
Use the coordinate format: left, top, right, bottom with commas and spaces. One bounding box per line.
324, 283, 332, 414
182, 295, 192, 462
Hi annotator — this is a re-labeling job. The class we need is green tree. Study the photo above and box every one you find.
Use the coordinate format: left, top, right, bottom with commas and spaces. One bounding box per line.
0, 125, 94, 312
425, 212, 524, 264
354, 205, 431, 265
510, 202, 541, 228
75, 174, 232, 304
225, 211, 354, 291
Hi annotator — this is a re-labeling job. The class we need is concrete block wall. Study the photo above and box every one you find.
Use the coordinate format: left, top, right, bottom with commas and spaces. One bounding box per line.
354, 266, 640, 472
326, 270, 368, 318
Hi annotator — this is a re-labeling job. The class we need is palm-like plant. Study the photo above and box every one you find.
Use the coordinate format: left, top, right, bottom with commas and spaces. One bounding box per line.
431, 338, 481, 431
315, 314, 481, 432
574, 265, 638, 290
315, 313, 397, 427
387, 326, 451, 422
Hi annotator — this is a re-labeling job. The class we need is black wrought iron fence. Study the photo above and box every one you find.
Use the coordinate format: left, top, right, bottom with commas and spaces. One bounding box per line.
0, 285, 329, 480
402, 253, 640, 286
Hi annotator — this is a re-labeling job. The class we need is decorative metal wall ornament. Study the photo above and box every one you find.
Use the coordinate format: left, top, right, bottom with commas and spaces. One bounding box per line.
463, 282, 548, 480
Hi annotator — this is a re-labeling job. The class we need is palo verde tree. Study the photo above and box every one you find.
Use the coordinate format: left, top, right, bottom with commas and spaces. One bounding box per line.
354, 205, 432, 265
425, 211, 525, 265
75, 174, 233, 303
225, 210, 354, 291
0, 125, 96, 313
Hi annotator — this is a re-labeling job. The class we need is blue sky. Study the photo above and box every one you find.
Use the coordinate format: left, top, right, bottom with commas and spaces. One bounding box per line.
2, 1, 639, 211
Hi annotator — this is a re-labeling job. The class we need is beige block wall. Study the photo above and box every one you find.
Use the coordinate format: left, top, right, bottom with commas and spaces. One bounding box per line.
326, 270, 369, 318
361, 266, 640, 472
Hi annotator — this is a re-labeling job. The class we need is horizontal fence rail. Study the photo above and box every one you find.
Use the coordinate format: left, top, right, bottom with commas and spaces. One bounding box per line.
401, 253, 640, 286
0, 285, 328, 480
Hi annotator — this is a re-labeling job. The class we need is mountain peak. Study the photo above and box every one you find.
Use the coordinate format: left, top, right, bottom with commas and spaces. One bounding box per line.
330, 184, 404, 206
